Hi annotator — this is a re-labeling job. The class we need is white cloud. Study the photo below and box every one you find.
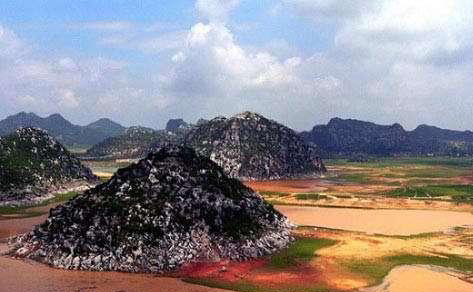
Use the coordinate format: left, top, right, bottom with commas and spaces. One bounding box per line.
0, 25, 28, 58
100, 30, 187, 54
79, 21, 133, 31
275, 0, 473, 129
158, 21, 341, 127
57, 89, 80, 109
195, 0, 241, 22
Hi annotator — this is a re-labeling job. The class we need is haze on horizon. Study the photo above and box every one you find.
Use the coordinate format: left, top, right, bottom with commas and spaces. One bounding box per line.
1, 0, 473, 131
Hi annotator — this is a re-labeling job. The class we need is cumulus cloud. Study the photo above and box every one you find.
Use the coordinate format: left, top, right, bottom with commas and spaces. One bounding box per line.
0, 23, 168, 127
275, 0, 473, 129
195, 0, 241, 22
3, 0, 473, 131
157, 21, 341, 127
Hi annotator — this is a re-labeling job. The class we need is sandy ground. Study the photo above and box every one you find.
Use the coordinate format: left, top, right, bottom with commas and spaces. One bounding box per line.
0, 255, 231, 292
277, 205, 473, 235
246, 178, 473, 212
360, 265, 473, 292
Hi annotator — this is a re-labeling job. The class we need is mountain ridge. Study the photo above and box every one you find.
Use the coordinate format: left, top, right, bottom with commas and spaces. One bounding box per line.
302, 117, 473, 157
0, 112, 126, 147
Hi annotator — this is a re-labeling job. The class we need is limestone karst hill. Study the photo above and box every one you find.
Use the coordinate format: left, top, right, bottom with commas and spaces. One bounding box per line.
86, 112, 326, 180
0, 128, 96, 204
0, 112, 126, 147
11, 146, 292, 272
184, 112, 326, 180
302, 117, 473, 157
84, 126, 174, 159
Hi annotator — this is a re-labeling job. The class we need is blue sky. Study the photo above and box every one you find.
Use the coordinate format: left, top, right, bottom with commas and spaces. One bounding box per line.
1, 0, 473, 131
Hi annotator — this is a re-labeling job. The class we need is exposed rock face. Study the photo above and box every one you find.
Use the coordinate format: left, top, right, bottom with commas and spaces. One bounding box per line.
0, 112, 126, 147
302, 117, 473, 158
185, 112, 326, 180
408, 125, 473, 156
301, 118, 410, 157
85, 127, 178, 159
0, 128, 96, 203
165, 119, 191, 134
11, 146, 292, 272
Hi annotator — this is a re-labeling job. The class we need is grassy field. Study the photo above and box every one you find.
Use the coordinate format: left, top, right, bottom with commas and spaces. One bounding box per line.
185, 237, 337, 292
0, 191, 79, 217
344, 253, 473, 287
269, 237, 337, 269
321, 157, 473, 205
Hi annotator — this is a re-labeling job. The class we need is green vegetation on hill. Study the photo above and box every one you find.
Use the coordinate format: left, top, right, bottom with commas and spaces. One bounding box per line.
302, 117, 473, 158
0, 112, 126, 147
0, 128, 95, 202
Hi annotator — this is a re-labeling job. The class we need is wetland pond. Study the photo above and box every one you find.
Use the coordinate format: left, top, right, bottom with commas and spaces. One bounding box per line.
277, 205, 473, 235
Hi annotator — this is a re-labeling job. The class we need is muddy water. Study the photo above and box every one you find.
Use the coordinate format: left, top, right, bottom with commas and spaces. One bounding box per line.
359, 265, 473, 292
277, 205, 473, 235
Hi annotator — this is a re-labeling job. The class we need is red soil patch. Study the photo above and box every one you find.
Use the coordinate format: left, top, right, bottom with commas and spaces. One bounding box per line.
175, 258, 267, 282
176, 257, 326, 289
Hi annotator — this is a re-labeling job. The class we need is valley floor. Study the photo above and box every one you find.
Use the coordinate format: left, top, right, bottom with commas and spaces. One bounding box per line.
2, 157, 473, 292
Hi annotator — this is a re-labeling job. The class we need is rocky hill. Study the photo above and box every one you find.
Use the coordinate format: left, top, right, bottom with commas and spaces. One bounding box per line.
165, 118, 192, 134
301, 118, 410, 157
0, 112, 126, 147
408, 125, 473, 156
184, 112, 326, 180
85, 127, 178, 159
0, 128, 96, 204
302, 118, 473, 157
11, 146, 292, 272
85, 118, 126, 138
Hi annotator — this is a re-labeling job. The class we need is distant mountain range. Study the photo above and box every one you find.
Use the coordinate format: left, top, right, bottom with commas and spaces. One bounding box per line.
4, 111, 473, 159
0, 112, 126, 147
301, 118, 473, 158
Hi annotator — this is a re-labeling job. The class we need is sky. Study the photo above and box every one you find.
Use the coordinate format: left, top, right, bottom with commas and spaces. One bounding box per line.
1, 0, 473, 131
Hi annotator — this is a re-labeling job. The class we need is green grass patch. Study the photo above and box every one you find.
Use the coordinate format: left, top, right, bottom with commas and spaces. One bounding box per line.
334, 173, 373, 184
344, 253, 473, 286
184, 237, 337, 292
296, 193, 328, 200
327, 157, 473, 168
387, 185, 473, 199
269, 237, 337, 269
0, 191, 79, 217
259, 191, 289, 198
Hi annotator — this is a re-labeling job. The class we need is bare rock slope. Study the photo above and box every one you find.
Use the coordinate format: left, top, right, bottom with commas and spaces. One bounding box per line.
0, 128, 96, 204
185, 112, 326, 180
11, 146, 292, 272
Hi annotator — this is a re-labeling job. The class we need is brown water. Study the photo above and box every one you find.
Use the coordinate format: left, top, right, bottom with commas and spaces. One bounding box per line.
359, 265, 473, 292
277, 205, 473, 235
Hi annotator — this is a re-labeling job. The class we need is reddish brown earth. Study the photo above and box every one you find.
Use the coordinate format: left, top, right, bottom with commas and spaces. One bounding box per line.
0, 205, 231, 292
